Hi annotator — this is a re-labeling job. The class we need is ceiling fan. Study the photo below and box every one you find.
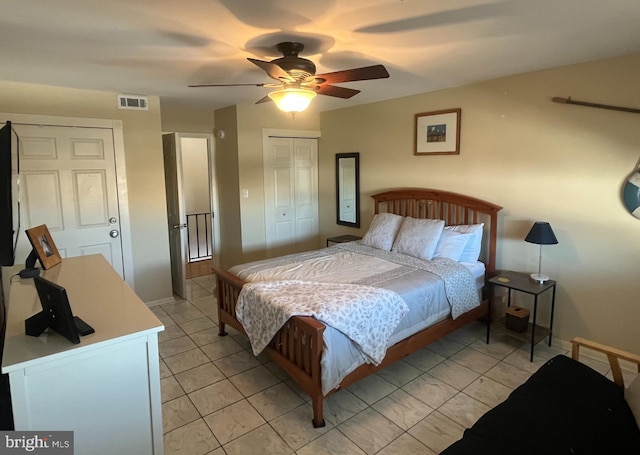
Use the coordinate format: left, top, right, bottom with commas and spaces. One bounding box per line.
189, 41, 389, 114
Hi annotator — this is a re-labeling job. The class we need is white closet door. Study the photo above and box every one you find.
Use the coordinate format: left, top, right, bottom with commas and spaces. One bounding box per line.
292, 138, 318, 251
263, 136, 318, 254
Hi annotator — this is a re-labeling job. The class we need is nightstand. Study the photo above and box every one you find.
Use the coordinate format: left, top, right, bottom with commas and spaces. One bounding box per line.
488, 271, 557, 361
326, 234, 362, 247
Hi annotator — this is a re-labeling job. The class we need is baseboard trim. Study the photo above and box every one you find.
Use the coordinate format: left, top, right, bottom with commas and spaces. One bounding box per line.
146, 296, 177, 307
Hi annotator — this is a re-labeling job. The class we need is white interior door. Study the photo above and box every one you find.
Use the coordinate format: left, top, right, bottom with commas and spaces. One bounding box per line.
263, 136, 318, 254
162, 133, 187, 299
14, 124, 125, 277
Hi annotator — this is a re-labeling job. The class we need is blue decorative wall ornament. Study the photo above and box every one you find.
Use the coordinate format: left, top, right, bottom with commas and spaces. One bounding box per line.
623, 170, 640, 219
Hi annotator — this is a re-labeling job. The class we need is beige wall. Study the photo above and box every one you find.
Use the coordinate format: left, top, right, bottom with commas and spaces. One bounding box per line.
213, 105, 243, 268
0, 81, 173, 304
319, 52, 640, 352
161, 102, 215, 133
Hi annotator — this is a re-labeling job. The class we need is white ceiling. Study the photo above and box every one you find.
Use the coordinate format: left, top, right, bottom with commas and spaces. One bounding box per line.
2, 0, 640, 113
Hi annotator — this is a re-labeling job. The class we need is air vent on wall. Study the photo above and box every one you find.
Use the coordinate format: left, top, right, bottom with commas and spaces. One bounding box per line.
117, 94, 148, 110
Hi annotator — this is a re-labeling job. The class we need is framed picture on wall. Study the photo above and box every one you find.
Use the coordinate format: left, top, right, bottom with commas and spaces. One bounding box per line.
414, 108, 461, 155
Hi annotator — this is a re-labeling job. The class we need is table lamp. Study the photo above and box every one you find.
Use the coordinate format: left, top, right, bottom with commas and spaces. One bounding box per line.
524, 221, 558, 283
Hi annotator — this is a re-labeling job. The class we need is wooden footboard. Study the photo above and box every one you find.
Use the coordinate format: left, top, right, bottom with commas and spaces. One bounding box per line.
213, 265, 328, 427
214, 266, 246, 336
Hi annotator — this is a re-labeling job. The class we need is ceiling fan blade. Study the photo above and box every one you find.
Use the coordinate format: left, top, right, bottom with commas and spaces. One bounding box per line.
248, 58, 295, 82
188, 83, 267, 87
354, 3, 510, 34
255, 95, 273, 104
315, 85, 361, 99
314, 65, 389, 85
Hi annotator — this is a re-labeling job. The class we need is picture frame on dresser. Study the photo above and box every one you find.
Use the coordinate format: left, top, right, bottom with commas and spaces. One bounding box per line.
414, 108, 461, 155
25, 224, 62, 269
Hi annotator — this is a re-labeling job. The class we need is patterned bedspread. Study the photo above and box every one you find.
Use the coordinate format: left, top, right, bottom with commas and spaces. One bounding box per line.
233, 242, 480, 319
231, 243, 482, 393
340, 243, 480, 319
236, 280, 409, 364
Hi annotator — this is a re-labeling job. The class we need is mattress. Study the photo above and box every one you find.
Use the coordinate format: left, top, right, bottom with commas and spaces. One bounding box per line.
230, 243, 485, 394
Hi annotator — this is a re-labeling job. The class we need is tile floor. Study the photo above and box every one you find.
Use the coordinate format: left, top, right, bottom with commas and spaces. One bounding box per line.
152, 275, 611, 455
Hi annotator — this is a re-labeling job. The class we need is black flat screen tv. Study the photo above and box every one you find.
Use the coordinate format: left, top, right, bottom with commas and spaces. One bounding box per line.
0, 121, 20, 266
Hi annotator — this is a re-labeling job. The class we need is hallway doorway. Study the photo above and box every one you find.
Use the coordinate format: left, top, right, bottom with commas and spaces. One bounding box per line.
163, 133, 218, 297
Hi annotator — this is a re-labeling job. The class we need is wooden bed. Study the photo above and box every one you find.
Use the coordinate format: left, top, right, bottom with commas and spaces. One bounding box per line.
212, 188, 502, 427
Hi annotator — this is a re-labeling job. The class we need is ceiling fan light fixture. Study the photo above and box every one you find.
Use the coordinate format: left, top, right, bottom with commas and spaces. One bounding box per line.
268, 87, 317, 113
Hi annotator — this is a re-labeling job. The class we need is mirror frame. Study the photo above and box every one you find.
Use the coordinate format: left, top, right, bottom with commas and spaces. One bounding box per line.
335, 152, 360, 228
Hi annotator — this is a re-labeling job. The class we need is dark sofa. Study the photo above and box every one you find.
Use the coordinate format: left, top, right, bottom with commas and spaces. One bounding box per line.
442, 338, 640, 455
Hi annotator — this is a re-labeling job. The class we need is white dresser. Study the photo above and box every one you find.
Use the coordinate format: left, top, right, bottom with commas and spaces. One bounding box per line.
2, 254, 164, 455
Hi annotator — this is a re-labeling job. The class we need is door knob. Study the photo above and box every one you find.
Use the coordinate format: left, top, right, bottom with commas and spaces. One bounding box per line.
172, 223, 187, 229
109, 230, 120, 238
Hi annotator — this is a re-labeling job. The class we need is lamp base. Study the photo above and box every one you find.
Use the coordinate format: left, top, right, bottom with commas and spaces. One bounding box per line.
530, 273, 549, 284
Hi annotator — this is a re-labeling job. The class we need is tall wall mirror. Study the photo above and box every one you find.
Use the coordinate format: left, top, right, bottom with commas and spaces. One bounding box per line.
336, 152, 360, 228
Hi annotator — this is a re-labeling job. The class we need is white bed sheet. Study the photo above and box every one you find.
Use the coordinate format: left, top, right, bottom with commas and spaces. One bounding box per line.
230, 245, 485, 395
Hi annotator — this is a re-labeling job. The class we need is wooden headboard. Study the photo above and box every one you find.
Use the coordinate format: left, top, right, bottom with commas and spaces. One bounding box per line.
372, 188, 502, 276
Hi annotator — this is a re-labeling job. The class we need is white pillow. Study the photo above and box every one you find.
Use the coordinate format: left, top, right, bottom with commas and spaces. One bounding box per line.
445, 223, 484, 262
361, 213, 404, 251
434, 229, 472, 261
392, 217, 445, 260
625, 374, 640, 429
